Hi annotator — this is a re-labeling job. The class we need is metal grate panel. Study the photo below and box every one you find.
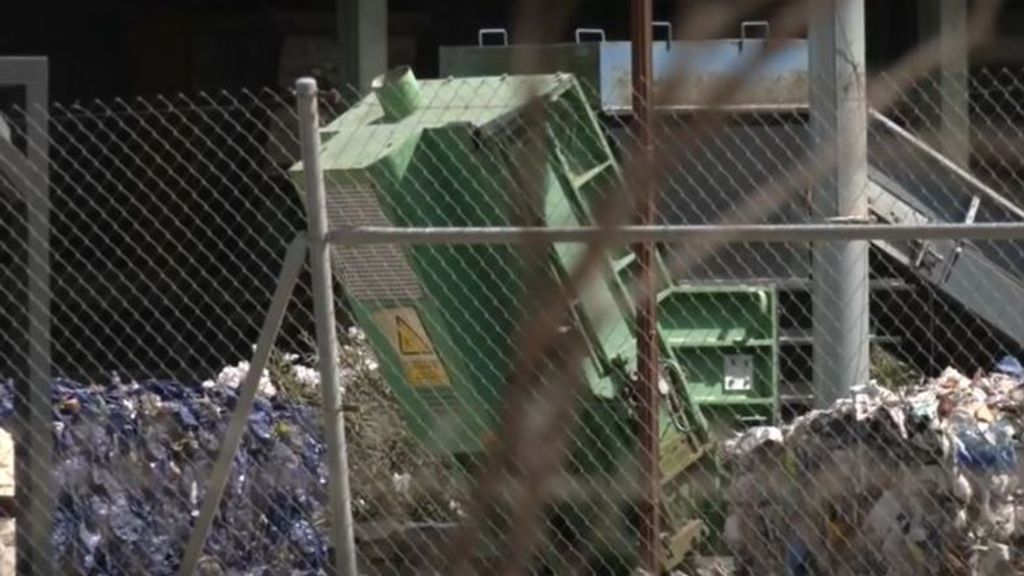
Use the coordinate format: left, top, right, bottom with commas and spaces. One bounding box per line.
327, 185, 423, 302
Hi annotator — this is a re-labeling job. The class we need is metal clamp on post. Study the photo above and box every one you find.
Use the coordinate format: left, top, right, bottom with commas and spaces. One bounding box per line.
478, 28, 509, 46
574, 28, 606, 44
913, 241, 945, 273
739, 20, 770, 52
940, 195, 982, 283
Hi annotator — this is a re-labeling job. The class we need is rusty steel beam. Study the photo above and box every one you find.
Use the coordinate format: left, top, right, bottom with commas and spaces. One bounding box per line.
630, 0, 659, 572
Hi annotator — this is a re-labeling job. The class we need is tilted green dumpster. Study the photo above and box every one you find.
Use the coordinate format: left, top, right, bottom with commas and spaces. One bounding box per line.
291, 66, 778, 570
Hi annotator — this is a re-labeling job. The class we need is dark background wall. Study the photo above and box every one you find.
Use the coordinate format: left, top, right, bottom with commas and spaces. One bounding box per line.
2, 0, 1023, 382
0, 0, 980, 102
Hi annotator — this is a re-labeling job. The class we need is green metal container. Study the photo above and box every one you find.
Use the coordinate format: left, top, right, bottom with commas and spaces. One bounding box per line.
290, 68, 779, 569
659, 285, 779, 431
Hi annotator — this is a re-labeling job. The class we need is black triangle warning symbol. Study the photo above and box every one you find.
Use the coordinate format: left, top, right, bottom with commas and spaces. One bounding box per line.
396, 316, 431, 355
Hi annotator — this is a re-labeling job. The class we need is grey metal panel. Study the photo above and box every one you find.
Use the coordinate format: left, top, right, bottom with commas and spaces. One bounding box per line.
868, 176, 1024, 346
650, 123, 813, 281
439, 44, 602, 94
598, 39, 808, 113
439, 39, 809, 112
869, 135, 1024, 281
0, 58, 48, 86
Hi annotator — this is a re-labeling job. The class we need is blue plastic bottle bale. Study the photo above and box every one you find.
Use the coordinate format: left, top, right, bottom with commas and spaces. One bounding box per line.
994, 355, 1024, 379
0, 376, 334, 574
954, 428, 1018, 473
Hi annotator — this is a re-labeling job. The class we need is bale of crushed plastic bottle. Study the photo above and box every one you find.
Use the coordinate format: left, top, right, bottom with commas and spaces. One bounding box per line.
0, 376, 332, 574
0, 330, 447, 574
722, 359, 1024, 576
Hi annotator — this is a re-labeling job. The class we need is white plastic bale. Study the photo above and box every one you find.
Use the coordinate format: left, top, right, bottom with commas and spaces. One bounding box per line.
0, 432, 12, 499
0, 520, 13, 576
722, 365, 1024, 573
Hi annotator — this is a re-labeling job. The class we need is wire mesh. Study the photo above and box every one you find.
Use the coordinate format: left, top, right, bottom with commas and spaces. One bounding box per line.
2, 57, 1024, 575
311, 68, 1024, 575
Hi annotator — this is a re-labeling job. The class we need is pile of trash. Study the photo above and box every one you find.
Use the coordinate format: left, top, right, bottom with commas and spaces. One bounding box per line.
0, 375, 334, 574
0, 338, 393, 575
0, 333, 447, 574
723, 357, 1024, 576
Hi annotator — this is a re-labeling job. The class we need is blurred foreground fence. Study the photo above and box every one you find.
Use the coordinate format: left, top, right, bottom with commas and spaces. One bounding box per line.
3, 66, 1024, 575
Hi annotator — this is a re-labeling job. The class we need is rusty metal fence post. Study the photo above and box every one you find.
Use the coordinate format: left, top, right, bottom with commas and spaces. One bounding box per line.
630, 0, 659, 572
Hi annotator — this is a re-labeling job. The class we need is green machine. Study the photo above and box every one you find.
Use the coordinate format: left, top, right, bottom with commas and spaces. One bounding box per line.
291, 66, 778, 570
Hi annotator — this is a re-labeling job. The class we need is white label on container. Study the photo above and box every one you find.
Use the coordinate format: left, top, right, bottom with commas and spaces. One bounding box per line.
724, 354, 754, 391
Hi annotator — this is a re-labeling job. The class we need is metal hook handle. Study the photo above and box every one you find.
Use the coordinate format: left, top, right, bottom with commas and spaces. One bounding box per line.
653, 21, 673, 51
659, 360, 691, 433
740, 20, 770, 51
574, 28, 606, 44
478, 28, 509, 46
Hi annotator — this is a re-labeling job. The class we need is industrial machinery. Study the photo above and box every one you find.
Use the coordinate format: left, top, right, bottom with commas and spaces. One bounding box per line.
291, 66, 779, 570
291, 21, 1024, 568
439, 24, 1024, 407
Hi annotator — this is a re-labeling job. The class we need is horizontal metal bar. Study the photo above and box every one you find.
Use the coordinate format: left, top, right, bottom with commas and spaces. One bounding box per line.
328, 223, 1024, 246
604, 103, 810, 115
788, 278, 915, 293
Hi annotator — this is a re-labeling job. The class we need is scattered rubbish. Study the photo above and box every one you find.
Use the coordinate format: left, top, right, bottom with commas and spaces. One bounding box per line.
723, 366, 1024, 575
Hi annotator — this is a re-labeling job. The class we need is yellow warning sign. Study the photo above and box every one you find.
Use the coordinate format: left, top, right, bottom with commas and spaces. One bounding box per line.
396, 316, 432, 355
372, 307, 451, 388
403, 359, 449, 385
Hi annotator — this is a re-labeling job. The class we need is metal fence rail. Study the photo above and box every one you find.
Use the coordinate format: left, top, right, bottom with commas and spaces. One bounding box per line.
3, 58, 1024, 575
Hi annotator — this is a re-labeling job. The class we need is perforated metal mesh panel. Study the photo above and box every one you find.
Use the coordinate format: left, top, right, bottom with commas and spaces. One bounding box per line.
326, 185, 422, 302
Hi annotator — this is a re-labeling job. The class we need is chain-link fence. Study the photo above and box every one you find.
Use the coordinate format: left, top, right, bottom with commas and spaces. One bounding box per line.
4, 50, 1024, 575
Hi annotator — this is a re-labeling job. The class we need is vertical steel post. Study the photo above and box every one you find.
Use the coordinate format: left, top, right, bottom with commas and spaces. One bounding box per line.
0, 57, 52, 576
23, 70, 51, 576
919, 0, 970, 167
940, 0, 970, 168
810, 0, 871, 406
630, 0, 659, 572
296, 77, 358, 576
338, 0, 389, 93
